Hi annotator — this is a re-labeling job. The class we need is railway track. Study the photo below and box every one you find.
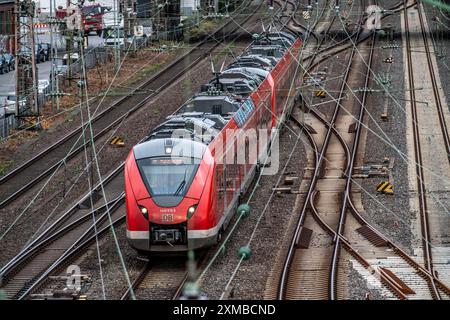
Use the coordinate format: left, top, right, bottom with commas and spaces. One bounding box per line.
307, 0, 450, 300
275, 0, 367, 300
0, 2, 299, 300
302, 96, 450, 300
0, 0, 261, 210
0, 195, 125, 299
402, 0, 450, 299
415, 1, 450, 160
296, 0, 417, 69
0, 0, 266, 266
271, 1, 350, 300
276, 28, 412, 300
273, 0, 450, 300
307, 7, 450, 296
121, 260, 188, 300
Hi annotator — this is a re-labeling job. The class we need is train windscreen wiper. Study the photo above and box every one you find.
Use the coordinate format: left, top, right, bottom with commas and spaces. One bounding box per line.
173, 169, 188, 196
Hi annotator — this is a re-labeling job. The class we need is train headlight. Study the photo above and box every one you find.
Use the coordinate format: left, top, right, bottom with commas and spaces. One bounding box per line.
187, 205, 197, 219
139, 205, 148, 219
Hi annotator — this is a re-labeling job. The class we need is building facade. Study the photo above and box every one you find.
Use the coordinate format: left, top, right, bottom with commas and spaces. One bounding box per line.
0, 0, 14, 53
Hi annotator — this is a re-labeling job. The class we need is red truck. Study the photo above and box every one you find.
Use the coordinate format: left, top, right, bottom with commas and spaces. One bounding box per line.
56, 3, 110, 36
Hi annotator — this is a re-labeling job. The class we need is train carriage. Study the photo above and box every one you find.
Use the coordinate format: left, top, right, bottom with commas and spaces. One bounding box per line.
125, 30, 302, 252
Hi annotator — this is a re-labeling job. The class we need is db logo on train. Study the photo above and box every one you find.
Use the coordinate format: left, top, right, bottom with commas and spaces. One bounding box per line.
162, 214, 174, 222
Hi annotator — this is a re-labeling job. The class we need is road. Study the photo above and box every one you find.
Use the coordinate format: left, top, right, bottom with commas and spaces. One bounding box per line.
0, 34, 104, 99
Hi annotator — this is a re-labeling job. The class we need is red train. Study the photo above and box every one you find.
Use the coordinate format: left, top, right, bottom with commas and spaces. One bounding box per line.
125, 30, 302, 252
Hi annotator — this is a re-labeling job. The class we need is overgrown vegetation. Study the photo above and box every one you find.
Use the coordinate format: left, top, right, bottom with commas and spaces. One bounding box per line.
0, 159, 13, 176
185, 18, 223, 42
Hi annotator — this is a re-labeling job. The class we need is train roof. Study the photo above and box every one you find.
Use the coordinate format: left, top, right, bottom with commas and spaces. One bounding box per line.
136, 29, 298, 158
134, 138, 207, 160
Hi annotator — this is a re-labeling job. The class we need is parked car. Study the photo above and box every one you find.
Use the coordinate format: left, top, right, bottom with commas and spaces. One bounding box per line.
3, 53, 15, 71
4, 93, 26, 115
40, 43, 52, 61
55, 64, 68, 76
21, 44, 45, 63
0, 54, 8, 74
35, 44, 45, 63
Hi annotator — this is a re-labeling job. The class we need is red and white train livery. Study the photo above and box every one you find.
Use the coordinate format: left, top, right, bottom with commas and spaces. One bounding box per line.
125, 30, 302, 252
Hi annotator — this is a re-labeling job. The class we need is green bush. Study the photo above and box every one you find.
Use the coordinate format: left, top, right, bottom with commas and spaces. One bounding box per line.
187, 19, 221, 42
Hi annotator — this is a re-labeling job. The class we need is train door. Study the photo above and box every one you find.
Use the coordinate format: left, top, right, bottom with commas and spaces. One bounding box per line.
225, 139, 236, 210
216, 163, 225, 220
233, 141, 242, 194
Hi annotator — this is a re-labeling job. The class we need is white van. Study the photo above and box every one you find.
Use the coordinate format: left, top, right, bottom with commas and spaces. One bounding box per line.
4, 93, 26, 115
103, 27, 126, 47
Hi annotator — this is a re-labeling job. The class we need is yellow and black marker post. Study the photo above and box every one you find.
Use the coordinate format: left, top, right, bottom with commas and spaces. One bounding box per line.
110, 136, 125, 147
376, 181, 394, 194
315, 90, 326, 98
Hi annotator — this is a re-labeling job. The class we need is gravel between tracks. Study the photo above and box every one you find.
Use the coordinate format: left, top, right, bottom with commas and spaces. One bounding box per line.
358, 6, 413, 253
31, 40, 262, 299
422, 0, 450, 116
347, 266, 384, 300
199, 126, 307, 300
0, 50, 179, 266
0, 41, 247, 269
37, 121, 307, 300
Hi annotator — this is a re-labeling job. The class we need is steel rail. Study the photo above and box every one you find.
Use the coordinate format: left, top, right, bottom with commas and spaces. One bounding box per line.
416, 2, 450, 160
302, 94, 450, 297
403, 0, 440, 299
277, 26, 360, 301
1, 1, 288, 299
277, 0, 368, 299
0, 195, 124, 299
0, 163, 125, 276
329, 30, 375, 300
0, 0, 262, 209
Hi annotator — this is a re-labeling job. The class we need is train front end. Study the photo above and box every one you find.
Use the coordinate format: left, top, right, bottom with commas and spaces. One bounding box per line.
125, 138, 217, 252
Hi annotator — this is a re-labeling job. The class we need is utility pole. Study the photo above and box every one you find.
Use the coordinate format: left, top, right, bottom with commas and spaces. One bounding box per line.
121, 0, 137, 53
207, 0, 217, 15
49, 0, 61, 112
65, 0, 84, 80
130, 0, 137, 53
15, 0, 39, 129
156, 0, 161, 40
113, 0, 120, 72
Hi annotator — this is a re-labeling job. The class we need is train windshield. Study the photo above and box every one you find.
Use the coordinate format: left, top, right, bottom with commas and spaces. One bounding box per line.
137, 157, 199, 197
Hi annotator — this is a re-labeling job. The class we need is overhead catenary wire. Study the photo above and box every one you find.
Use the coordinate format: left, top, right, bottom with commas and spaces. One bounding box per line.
196, 0, 318, 288
8, 0, 269, 249
78, 35, 137, 300
78, 50, 107, 300
0, 27, 159, 243
214, 0, 450, 298
1, 2, 224, 140
0, 4, 178, 243
2, 0, 277, 298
